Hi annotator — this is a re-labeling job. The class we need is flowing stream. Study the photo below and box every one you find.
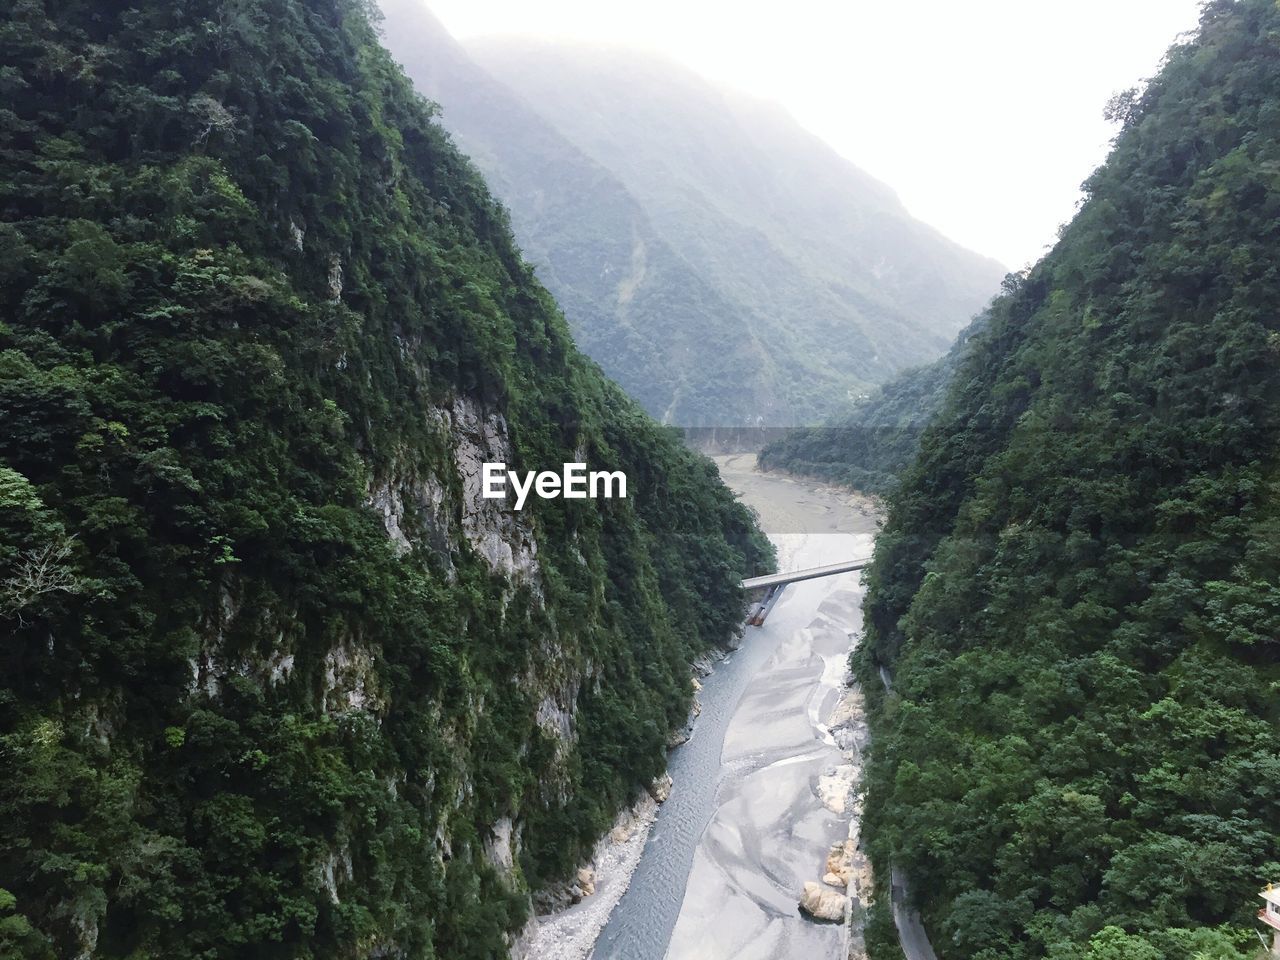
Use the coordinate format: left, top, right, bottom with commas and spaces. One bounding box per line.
591, 456, 879, 960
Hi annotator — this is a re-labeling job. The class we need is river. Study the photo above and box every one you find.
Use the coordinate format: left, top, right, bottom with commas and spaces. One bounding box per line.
591, 455, 880, 960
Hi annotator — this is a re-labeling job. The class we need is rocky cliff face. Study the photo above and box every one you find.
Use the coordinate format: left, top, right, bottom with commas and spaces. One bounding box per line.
0, 2, 772, 958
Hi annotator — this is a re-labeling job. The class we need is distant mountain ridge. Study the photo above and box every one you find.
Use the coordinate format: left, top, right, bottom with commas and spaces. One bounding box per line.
758, 312, 988, 494
376, 1, 1005, 427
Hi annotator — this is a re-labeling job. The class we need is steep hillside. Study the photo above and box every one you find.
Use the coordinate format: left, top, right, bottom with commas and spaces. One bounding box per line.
376, 3, 1004, 427
858, 3, 1280, 958
757, 313, 989, 494
465, 42, 1005, 379
0, 3, 771, 958
374, 0, 786, 429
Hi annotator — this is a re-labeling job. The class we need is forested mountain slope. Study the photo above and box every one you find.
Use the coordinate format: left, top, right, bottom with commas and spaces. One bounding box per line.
0, 3, 771, 958
376, 3, 1005, 427
372, 1, 763, 426
757, 314, 987, 495
858, 3, 1280, 958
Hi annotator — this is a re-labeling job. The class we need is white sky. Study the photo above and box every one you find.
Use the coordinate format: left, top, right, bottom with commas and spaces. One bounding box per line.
425, 0, 1205, 269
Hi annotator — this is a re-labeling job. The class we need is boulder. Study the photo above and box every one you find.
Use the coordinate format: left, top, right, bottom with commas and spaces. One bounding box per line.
610, 810, 637, 844
691, 651, 722, 678
648, 772, 673, 803
816, 764, 857, 815
576, 866, 595, 898
824, 840, 856, 887
799, 881, 849, 922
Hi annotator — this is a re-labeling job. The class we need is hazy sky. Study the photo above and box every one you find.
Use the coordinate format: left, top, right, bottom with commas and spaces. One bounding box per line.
426, 0, 1205, 269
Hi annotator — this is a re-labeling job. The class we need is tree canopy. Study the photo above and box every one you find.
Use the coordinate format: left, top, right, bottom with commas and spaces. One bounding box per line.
858, 3, 1280, 957
0, 1, 771, 957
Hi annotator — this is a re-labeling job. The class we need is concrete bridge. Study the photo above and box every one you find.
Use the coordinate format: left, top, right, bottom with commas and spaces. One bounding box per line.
743, 558, 872, 626
742, 558, 872, 592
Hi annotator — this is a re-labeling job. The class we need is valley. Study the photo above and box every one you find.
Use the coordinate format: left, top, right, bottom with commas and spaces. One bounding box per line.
4, 3, 1279, 960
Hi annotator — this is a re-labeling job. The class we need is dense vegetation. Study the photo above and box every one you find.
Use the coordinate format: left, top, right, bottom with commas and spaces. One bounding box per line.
0, 2, 772, 957
757, 316, 985, 494
376, 1, 1005, 428
858, 3, 1280, 958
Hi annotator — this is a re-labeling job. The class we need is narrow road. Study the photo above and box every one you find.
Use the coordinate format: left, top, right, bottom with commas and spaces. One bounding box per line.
891, 867, 939, 960
880, 672, 940, 960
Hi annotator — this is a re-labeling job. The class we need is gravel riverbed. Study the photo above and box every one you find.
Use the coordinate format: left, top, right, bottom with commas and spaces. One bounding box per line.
587, 456, 881, 960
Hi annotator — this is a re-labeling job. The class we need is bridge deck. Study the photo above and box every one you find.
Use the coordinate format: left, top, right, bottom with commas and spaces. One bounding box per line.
742, 558, 872, 591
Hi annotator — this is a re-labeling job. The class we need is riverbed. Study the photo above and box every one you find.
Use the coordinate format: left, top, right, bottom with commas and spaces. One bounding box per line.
591, 455, 879, 960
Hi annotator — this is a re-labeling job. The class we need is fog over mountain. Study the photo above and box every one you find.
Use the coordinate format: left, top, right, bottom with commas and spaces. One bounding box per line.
377, 0, 1005, 428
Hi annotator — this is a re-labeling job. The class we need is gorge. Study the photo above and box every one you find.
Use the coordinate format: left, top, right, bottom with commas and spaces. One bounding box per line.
3, 2, 1280, 960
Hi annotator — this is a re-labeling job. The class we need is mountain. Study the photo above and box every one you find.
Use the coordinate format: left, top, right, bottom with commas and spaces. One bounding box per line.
0, 3, 772, 958
856, 3, 1280, 957
375, 2, 1005, 427
757, 313, 989, 494
372, 0, 749, 426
